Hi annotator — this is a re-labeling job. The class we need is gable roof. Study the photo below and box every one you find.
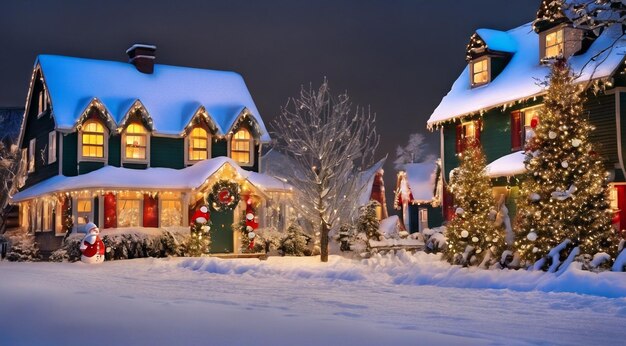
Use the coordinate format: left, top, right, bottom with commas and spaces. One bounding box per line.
10, 156, 290, 203
37, 55, 270, 141
475, 29, 517, 54
427, 23, 626, 128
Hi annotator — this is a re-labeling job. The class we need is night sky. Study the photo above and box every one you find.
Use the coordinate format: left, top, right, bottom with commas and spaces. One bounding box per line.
1, 0, 540, 205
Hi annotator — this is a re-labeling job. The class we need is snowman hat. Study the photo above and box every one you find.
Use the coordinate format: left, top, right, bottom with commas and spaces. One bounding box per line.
84, 222, 99, 234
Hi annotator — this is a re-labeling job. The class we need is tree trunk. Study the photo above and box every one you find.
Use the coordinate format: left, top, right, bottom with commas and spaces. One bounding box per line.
320, 220, 329, 262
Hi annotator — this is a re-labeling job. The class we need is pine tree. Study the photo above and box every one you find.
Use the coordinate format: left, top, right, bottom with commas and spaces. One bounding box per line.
445, 140, 505, 266
186, 221, 211, 256
515, 59, 617, 265
357, 200, 381, 242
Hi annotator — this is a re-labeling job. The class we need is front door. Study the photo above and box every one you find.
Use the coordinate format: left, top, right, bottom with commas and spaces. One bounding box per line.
209, 206, 234, 253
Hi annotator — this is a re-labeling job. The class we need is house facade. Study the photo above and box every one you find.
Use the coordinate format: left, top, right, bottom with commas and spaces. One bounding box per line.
394, 160, 443, 233
10, 45, 292, 255
428, 0, 626, 239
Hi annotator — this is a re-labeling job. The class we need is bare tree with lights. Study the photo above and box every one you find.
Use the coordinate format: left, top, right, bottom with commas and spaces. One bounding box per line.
393, 132, 435, 171
272, 80, 379, 262
515, 59, 617, 267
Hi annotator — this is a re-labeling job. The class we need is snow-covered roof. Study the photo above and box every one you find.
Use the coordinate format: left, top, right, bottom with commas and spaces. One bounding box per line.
427, 23, 626, 127
475, 29, 517, 54
11, 157, 290, 202
485, 151, 526, 178
402, 161, 439, 203
37, 55, 270, 141
357, 157, 386, 207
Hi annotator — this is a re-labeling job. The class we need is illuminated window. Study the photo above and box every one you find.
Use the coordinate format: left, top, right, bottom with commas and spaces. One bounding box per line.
545, 29, 563, 58
118, 198, 141, 227
456, 121, 480, 153
522, 105, 543, 143
37, 89, 47, 116
76, 199, 92, 226
55, 200, 64, 235
124, 123, 148, 160
471, 58, 489, 86
161, 199, 182, 227
48, 131, 57, 164
28, 138, 35, 172
610, 186, 619, 210
231, 128, 252, 164
188, 127, 209, 161
81, 120, 105, 158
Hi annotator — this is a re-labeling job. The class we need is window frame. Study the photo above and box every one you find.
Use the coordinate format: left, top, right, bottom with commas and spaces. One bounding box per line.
542, 26, 564, 59
470, 57, 490, 87
48, 131, 57, 164
78, 120, 108, 163
185, 126, 211, 165
121, 122, 150, 164
229, 128, 254, 167
75, 198, 93, 227
116, 196, 143, 228
455, 120, 481, 153
37, 89, 47, 118
159, 196, 183, 227
28, 138, 36, 173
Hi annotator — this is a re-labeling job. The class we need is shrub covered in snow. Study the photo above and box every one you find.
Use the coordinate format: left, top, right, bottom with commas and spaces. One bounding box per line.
4, 229, 40, 262
51, 228, 187, 261
280, 223, 311, 256
423, 226, 447, 254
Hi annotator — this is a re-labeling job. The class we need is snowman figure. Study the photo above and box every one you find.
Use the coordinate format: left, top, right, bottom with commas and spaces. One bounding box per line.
80, 222, 105, 264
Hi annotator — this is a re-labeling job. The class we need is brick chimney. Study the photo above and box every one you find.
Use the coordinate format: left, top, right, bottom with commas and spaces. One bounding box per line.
126, 44, 157, 74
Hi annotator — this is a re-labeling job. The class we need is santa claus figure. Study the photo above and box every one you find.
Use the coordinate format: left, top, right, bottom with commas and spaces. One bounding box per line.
80, 222, 105, 264
192, 206, 210, 225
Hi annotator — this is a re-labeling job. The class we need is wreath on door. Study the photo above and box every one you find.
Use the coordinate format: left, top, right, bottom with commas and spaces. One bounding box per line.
207, 180, 240, 211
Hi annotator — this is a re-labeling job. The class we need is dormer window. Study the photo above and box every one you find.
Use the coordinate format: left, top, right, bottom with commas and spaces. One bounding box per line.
80, 120, 107, 160
37, 89, 48, 117
544, 28, 563, 58
470, 57, 490, 87
123, 122, 149, 161
186, 126, 210, 163
231, 128, 253, 165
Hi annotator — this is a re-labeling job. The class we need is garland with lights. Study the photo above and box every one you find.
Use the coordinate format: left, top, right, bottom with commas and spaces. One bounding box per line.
515, 58, 617, 266
187, 205, 212, 256
444, 140, 505, 266
207, 180, 240, 211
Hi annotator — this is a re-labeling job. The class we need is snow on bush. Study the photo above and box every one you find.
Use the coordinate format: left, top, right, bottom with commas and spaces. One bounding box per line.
423, 226, 447, 253
4, 229, 40, 262
50, 227, 188, 262
280, 223, 311, 256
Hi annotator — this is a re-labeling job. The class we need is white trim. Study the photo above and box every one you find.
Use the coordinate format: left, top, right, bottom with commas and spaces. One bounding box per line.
126, 44, 157, 53
440, 127, 446, 184
184, 126, 212, 166
470, 56, 491, 88
615, 91, 626, 179
48, 131, 57, 164
28, 138, 36, 173
121, 122, 150, 166
58, 133, 63, 175
228, 129, 255, 168
78, 120, 109, 164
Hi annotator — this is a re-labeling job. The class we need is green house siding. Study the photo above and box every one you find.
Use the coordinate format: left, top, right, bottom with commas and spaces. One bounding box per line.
108, 135, 121, 167
427, 206, 444, 229
212, 139, 228, 158
78, 161, 104, 175
151, 136, 184, 169
586, 93, 617, 167
62, 132, 78, 176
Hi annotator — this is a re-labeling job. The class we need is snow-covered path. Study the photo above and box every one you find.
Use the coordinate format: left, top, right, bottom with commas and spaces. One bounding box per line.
1, 254, 625, 345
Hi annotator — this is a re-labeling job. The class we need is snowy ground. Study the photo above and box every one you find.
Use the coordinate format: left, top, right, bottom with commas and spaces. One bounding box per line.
1, 252, 626, 346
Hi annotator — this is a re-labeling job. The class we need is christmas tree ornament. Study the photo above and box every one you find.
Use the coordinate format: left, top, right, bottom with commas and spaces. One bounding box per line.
561, 161, 568, 168
79, 222, 105, 264
548, 131, 557, 139
461, 230, 469, 238
571, 138, 581, 147
527, 232, 537, 241
472, 236, 479, 243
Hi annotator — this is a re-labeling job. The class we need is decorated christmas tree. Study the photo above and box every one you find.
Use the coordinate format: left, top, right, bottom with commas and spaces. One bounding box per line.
186, 206, 211, 256
445, 140, 505, 266
515, 58, 617, 265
